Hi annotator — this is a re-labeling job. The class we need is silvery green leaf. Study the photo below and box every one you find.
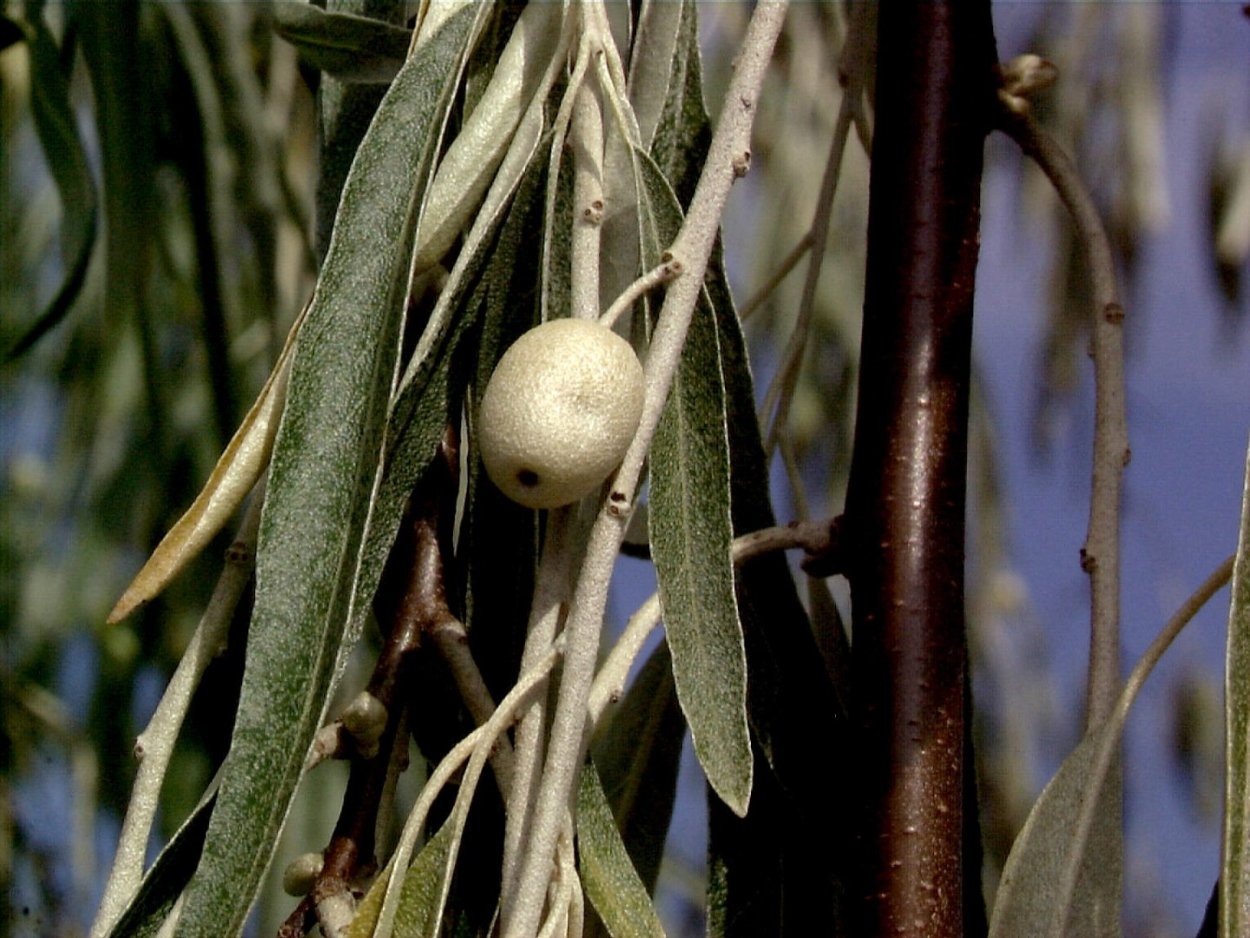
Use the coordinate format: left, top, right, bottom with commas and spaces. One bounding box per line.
988, 724, 1123, 938
170, 11, 482, 935
272, 1, 411, 83
627, 0, 685, 151
347, 823, 455, 938
103, 796, 214, 938
1221, 439, 1250, 938
578, 764, 668, 938
637, 153, 751, 817
590, 642, 684, 896
647, 0, 710, 211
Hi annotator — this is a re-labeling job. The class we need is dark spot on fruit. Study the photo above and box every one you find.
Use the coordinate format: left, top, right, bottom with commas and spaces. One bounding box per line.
517, 469, 539, 488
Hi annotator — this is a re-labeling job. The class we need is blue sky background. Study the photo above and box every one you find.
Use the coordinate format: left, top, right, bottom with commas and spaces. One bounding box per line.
981, 4, 1248, 932
6, 4, 1245, 934
607, 4, 1250, 934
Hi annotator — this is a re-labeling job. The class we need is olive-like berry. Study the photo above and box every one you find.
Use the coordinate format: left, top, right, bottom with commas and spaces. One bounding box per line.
478, 319, 645, 509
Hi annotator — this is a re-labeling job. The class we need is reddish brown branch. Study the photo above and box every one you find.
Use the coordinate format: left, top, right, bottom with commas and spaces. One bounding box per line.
842, 3, 996, 936
279, 431, 461, 938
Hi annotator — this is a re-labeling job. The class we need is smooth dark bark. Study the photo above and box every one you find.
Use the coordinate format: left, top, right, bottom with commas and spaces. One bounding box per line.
843, 3, 996, 935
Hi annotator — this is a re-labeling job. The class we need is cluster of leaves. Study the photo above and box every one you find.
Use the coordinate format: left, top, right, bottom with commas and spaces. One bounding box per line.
1, 2, 1248, 937
2, 1, 315, 931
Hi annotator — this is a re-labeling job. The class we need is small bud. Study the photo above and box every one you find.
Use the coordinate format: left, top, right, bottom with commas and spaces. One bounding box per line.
1000, 54, 1058, 101
282, 852, 324, 896
341, 691, 387, 757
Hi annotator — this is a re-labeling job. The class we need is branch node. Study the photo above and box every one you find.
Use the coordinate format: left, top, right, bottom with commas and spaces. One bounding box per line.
799, 515, 846, 577
1080, 548, 1097, 574
581, 200, 605, 225
606, 490, 631, 515
1103, 302, 1125, 324
732, 149, 752, 178
998, 53, 1058, 106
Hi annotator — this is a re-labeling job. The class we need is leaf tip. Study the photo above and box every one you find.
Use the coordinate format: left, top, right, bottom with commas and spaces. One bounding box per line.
106, 587, 144, 625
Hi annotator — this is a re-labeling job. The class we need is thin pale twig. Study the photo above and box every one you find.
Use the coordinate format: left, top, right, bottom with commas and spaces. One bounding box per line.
761, 93, 855, 457
995, 93, 1129, 729
505, 10, 792, 935
738, 232, 813, 322
91, 481, 265, 938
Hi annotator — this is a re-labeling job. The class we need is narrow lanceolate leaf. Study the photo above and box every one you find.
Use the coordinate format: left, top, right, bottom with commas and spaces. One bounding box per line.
347, 823, 455, 938
578, 765, 668, 938
5, 14, 97, 361
643, 9, 851, 929
272, 1, 412, 83
990, 541, 1236, 938
349, 117, 547, 679
107, 304, 306, 624
639, 155, 751, 816
103, 796, 215, 938
987, 724, 1122, 938
461, 146, 549, 697
170, 12, 482, 936
590, 642, 684, 896
1221, 439, 1250, 938
627, 0, 685, 152
646, 0, 710, 211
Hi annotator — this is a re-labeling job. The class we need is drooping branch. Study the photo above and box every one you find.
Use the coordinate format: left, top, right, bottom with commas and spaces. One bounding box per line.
993, 85, 1129, 730
842, 2, 997, 936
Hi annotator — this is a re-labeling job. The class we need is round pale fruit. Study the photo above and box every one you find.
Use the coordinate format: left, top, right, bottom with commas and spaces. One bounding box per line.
478, 319, 645, 509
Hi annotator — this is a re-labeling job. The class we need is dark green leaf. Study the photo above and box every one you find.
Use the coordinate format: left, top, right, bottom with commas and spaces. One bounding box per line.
272, 1, 411, 83
312, 0, 409, 261
578, 764, 667, 938
172, 11, 482, 934
461, 154, 548, 698
707, 760, 848, 938
645, 6, 852, 930
5, 13, 97, 360
705, 223, 851, 938
647, 0, 710, 210
352, 120, 547, 680
0, 14, 25, 51
541, 133, 576, 322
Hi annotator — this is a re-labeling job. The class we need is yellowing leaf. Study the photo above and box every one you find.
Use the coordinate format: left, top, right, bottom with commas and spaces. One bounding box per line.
106, 302, 307, 624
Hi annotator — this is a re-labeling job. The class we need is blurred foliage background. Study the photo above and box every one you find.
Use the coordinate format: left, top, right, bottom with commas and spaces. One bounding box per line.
0, 2, 1246, 936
